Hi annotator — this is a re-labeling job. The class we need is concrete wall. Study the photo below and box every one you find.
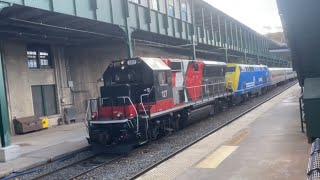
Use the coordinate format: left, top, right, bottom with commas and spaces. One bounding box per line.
65, 43, 128, 114
2, 40, 63, 131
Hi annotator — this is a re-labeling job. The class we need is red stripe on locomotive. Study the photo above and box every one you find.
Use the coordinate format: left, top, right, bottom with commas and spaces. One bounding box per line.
149, 98, 174, 114
98, 105, 138, 119
185, 61, 204, 101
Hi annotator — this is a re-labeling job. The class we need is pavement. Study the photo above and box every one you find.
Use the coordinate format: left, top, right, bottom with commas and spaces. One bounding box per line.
0, 122, 88, 178
137, 84, 310, 180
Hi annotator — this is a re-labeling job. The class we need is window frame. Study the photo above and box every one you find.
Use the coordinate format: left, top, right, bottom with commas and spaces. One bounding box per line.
27, 45, 53, 69
151, 0, 159, 11
181, 1, 188, 21
158, 71, 168, 86
168, 0, 175, 17
129, 0, 140, 4
226, 67, 236, 73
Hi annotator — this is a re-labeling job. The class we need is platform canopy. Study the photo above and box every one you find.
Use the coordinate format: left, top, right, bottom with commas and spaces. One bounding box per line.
277, 0, 320, 86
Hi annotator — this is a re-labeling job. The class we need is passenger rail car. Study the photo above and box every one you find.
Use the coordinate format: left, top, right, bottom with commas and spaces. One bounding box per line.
269, 68, 287, 86
285, 68, 297, 80
87, 57, 230, 152
269, 68, 297, 86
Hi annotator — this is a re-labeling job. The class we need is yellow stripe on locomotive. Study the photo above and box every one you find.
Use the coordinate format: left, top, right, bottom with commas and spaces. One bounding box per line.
225, 64, 240, 92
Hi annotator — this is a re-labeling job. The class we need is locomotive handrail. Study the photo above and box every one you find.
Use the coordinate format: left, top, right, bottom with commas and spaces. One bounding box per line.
183, 82, 229, 101
184, 82, 227, 89
85, 98, 99, 133
101, 97, 110, 104
140, 86, 155, 116
117, 96, 140, 133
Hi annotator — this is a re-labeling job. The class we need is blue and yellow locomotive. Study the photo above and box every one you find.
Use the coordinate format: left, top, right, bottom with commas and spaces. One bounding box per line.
226, 64, 269, 98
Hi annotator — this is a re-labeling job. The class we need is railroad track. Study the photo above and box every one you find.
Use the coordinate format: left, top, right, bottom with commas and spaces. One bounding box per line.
32, 154, 121, 180
128, 82, 298, 180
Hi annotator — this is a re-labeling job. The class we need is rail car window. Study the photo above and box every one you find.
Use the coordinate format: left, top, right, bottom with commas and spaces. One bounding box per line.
227, 67, 236, 72
171, 62, 182, 71
158, 71, 168, 85
205, 66, 225, 76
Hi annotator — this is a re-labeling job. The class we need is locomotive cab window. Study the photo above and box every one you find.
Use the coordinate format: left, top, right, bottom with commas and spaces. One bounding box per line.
111, 65, 142, 84
227, 67, 236, 72
158, 71, 168, 85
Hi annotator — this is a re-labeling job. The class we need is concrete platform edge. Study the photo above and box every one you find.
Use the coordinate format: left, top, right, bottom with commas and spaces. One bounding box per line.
0, 144, 90, 178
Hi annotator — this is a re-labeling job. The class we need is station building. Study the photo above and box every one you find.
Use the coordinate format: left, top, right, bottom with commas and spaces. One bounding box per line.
0, 0, 290, 141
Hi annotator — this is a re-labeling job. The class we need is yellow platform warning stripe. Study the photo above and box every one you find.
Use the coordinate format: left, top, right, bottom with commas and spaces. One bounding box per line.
196, 145, 238, 169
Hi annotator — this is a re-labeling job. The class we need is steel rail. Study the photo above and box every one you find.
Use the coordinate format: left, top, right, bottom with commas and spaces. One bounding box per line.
31, 154, 122, 180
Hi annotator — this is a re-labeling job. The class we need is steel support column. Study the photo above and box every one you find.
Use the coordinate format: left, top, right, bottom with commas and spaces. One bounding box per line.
0, 41, 10, 147
217, 16, 222, 47
124, 0, 133, 58
191, 0, 196, 60
244, 51, 247, 64
224, 18, 228, 62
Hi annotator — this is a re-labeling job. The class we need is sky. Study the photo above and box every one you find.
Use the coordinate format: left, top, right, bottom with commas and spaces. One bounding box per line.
203, 0, 283, 35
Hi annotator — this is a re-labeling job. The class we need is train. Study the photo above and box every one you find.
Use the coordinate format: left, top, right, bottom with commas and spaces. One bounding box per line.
86, 57, 296, 152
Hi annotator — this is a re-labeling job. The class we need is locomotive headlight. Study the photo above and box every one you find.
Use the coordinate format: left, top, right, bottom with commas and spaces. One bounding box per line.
121, 66, 125, 70
91, 112, 97, 120
121, 60, 125, 65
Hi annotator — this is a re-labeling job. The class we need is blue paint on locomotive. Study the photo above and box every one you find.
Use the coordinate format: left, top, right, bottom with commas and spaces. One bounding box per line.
234, 65, 269, 96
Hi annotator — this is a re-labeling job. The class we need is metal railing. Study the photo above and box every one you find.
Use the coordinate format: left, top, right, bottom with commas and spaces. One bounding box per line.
101, 96, 139, 133
84, 98, 99, 132
182, 82, 231, 103
140, 86, 155, 116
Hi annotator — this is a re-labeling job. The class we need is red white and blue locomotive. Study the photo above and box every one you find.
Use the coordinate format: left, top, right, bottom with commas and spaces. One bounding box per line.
87, 57, 295, 152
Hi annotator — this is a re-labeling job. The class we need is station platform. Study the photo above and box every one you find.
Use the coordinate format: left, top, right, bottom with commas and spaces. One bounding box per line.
0, 122, 88, 177
137, 84, 310, 180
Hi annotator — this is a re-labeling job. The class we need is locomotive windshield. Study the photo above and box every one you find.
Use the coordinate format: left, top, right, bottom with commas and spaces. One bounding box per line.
108, 60, 143, 84
227, 67, 236, 72
112, 69, 140, 84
